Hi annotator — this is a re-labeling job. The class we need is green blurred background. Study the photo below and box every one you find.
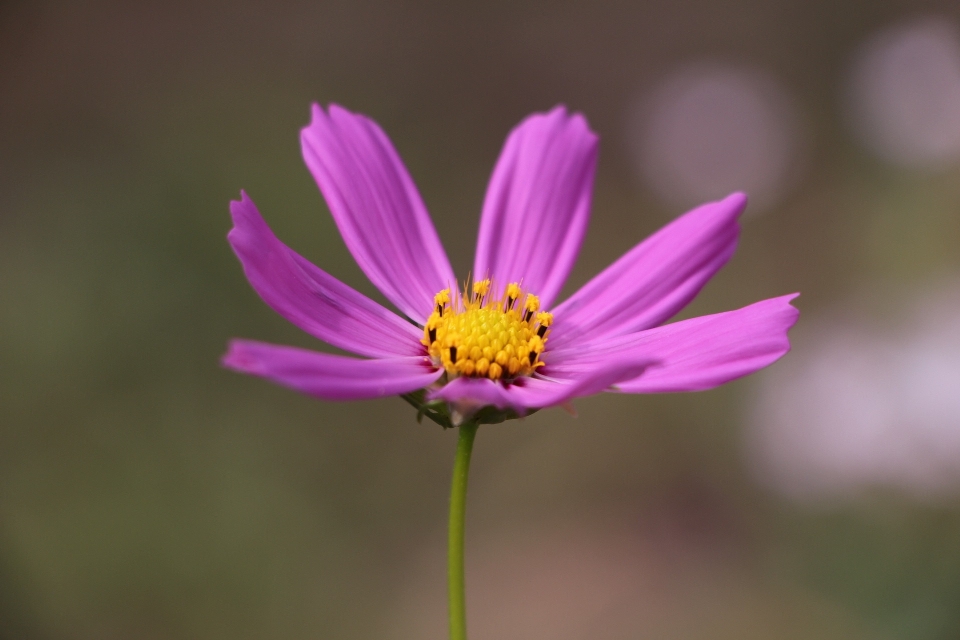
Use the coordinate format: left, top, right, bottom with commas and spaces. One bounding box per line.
3, 1, 960, 638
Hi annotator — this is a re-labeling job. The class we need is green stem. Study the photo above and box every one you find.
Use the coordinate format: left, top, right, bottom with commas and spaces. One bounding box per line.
448, 422, 478, 640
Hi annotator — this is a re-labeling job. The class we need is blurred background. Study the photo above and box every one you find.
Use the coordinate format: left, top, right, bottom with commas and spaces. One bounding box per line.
2, 0, 960, 638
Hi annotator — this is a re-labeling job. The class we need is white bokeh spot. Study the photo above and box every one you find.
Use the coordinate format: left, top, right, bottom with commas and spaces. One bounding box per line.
629, 62, 803, 214
746, 280, 960, 502
845, 16, 960, 168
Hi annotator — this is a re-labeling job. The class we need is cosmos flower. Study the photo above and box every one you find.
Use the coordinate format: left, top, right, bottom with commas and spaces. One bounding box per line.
223, 104, 798, 425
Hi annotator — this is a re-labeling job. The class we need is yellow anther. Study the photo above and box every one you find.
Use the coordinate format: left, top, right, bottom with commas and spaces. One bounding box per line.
535, 311, 553, 338
523, 295, 540, 320
434, 288, 451, 315
422, 311, 443, 347
425, 284, 552, 381
529, 335, 544, 354
473, 279, 491, 299
503, 282, 522, 311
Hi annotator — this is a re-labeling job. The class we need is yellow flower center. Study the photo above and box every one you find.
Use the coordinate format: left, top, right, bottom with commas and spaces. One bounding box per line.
423, 279, 553, 381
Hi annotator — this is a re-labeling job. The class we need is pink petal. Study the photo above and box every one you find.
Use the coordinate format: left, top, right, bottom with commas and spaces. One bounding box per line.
549, 193, 746, 349
227, 193, 424, 358
473, 106, 598, 308
428, 354, 655, 413
222, 340, 443, 401
550, 295, 799, 393
427, 377, 519, 411
301, 104, 456, 323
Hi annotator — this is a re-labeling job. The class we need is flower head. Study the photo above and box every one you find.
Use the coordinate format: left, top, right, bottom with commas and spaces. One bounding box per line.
223, 104, 799, 426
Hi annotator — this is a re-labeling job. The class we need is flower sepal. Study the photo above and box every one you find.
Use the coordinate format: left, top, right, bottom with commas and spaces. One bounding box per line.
401, 388, 537, 428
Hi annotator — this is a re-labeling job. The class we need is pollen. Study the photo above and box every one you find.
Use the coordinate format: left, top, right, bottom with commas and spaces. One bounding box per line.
422, 281, 551, 381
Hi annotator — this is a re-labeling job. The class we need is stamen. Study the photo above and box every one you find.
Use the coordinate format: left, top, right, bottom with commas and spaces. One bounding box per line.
473, 279, 490, 305
434, 289, 451, 316
505, 282, 522, 311
422, 281, 552, 381
528, 335, 544, 364
535, 312, 553, 338
523, 295, 540, 322
425, 312, 441, 345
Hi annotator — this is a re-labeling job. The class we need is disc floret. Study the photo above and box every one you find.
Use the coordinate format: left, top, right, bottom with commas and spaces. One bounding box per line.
423, 281, 553, 381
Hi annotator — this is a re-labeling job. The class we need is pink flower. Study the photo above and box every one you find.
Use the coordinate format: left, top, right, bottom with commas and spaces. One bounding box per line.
223, 104, 798, 425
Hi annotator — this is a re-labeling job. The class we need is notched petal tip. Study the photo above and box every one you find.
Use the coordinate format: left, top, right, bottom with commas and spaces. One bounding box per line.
305, 103, 372, 135
221, 339, 262, 373
778, 291, 802, 344
229, 189, 250, 213
530, 103, 598, 135
566, 111, 600, 146
227, 190, 255, 232
305, 102, 331, 127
